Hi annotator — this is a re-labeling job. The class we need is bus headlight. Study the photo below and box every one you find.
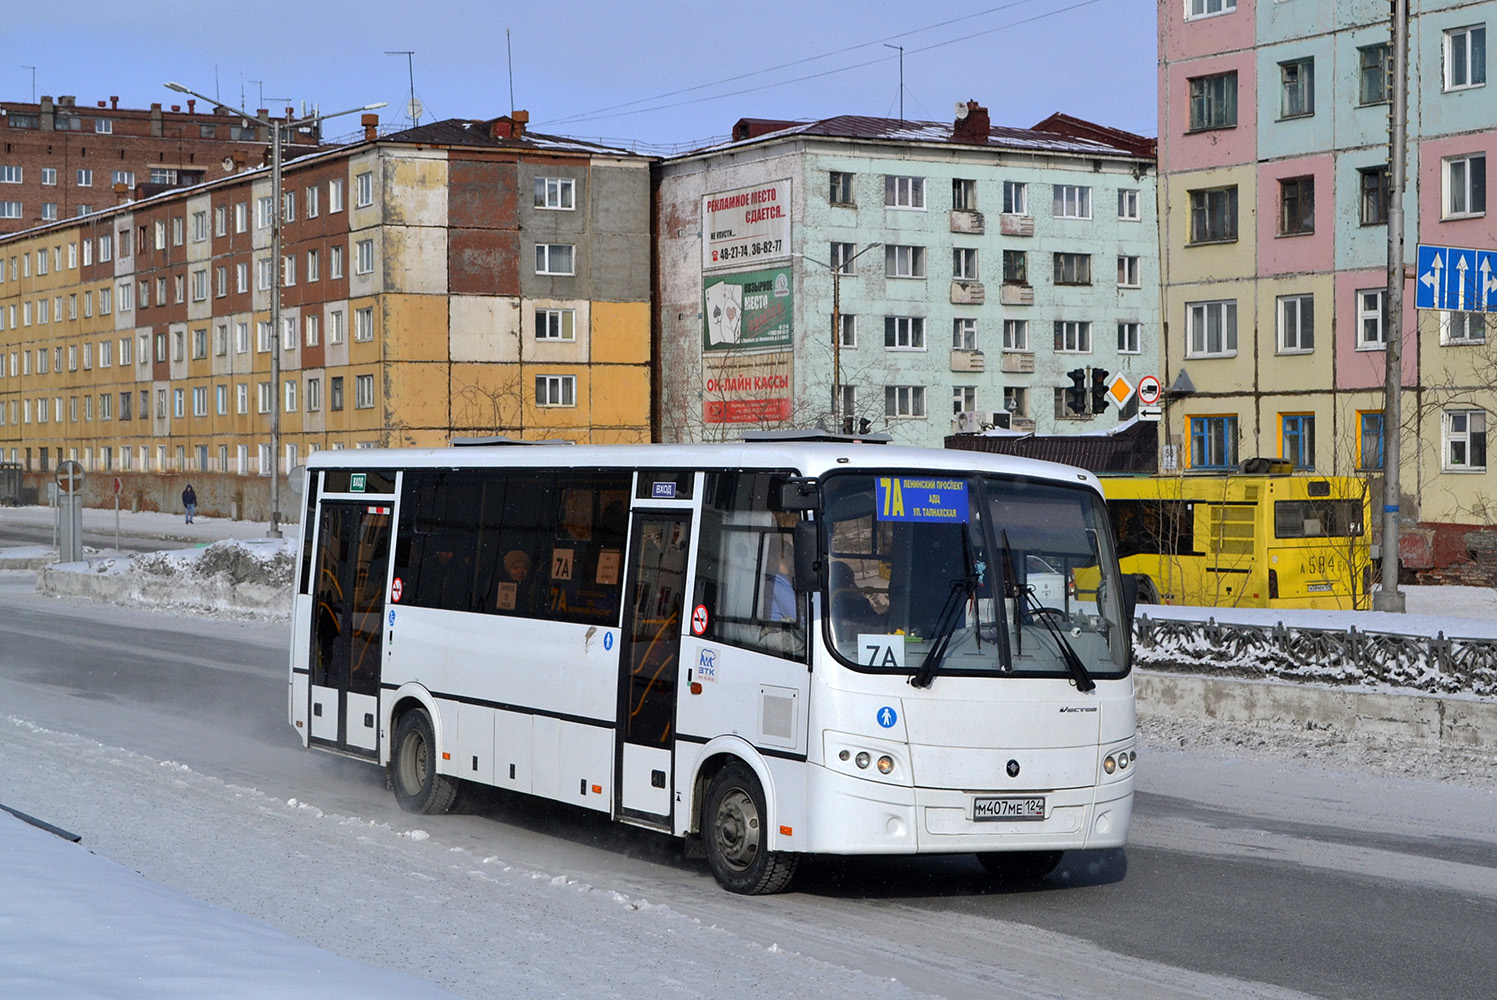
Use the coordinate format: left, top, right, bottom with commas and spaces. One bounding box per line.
1103, 755, 1117, 774
876, 755, 894, 774
855, 751, 871, 769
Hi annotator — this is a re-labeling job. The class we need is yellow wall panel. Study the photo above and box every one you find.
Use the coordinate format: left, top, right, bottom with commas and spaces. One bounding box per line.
589, 300, 651, 365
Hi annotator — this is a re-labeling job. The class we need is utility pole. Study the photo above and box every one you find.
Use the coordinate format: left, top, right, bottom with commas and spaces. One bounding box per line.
794, 244, 882, 427
883, 45, 904, 121
385, 51, 419, 126
1374, 0, 1409, 613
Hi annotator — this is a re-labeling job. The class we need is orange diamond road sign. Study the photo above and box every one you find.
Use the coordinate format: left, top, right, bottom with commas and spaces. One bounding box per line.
1106, 373, 1135, 408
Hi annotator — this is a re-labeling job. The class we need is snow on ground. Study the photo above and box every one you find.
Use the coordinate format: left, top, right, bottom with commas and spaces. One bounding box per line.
1140, 586, 1497, 640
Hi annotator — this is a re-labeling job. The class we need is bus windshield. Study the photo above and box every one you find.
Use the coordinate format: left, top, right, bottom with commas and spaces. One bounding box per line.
822, 473, 1129, 682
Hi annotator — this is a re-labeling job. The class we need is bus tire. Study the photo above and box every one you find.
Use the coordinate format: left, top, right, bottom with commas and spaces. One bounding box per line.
1135, 575, 1160, 605
703, 762, 798, 895
976, 850, 1063, 881
390, 708, 458, 815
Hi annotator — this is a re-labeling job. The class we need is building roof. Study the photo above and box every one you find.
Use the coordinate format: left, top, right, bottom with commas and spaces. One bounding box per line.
689, 111, 1155, 162
384, 115, 646, 158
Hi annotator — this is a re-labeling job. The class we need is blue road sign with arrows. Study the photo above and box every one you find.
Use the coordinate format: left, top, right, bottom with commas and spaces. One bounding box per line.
1416, 244, 1497, 312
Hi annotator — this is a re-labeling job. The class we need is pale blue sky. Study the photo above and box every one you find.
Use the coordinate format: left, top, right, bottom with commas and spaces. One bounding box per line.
4, 0, 1157, 150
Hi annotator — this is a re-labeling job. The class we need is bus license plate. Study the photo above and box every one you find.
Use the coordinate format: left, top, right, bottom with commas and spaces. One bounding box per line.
973, 796, 1046, 821
1306, 582, 1331, 593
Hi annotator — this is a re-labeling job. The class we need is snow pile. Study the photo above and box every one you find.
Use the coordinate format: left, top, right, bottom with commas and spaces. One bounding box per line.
37, 537, 297, 617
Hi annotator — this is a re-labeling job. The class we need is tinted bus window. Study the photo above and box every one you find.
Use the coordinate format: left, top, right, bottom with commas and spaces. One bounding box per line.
1274, 499, 1364, 539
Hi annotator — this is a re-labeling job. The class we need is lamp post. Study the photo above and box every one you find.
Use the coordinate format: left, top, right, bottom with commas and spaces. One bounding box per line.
794, 243, 882, 427
164, 83, 385, 538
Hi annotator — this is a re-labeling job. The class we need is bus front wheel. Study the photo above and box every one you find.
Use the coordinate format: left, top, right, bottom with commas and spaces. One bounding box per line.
976, 850, 1063, 881
703, 762, 798, 895
390, 708, 458, 815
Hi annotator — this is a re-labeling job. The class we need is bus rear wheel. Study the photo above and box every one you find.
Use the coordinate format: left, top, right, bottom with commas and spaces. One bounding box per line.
703, 762, 798, 895
976, 850, 1063, 882
390, 708, 458, 815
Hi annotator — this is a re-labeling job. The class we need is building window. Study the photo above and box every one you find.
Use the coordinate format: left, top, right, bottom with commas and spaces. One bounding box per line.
330, 245, 344, 279
1445, 410, 1488, 470
884, 385, 926, 418
1002, 181, 1028, 215
75, 168, 93, 187
329, 179, 345, 213
236, 262, 249, 293
0, 166, 21, 183
306, 249, 320, 282
1053, 320, 1092, 353
1118, 188, 1141, 220
1052, 184, 1091, 219
282, 190, 295, 223
1443, 153, 1486, 218
1359, 43, 1391, 105
952, 177, 977, 211
953, 317, 977, 350
884, 315, 925, 350
191, 269, 208, 301
215, 384, 228, 416
953, 385, 977, 415
329, 310, 345, 344
192, 327, 207, 359
1360, 165, 1391, 225
884, 175, 925, 209
1003, 319, 1029, 351
307, 377, 322, 412
172, 388, 185, 418
1187, 299, 1238, 357
215, 266, 227, 298
830, 242, 855, 275
191, 210, 207, 242
356, 171, 374, 207
257, 321, 272, 353
1358, 288, 1387, 348
1187, 0, 1235, 17
257, 257, 273, 290
1440, 310, 1487, 345
536, 307, 576, 340
952, 247, 978, 280
884, 244, 926, 278
828, 171, 855, 206
535, 243, 575, 275
0, 201, 20, 219
330, 377, 344, 411
257, 382, 273, 414
1359, 412, 1385, 470
1277, 294, 1315, 353
41, 167, 57, 186
192, 386, 208, 417
305, 314, 319, 346
1189, 185, 1238, 243
1002, 249, 1028, 285
536, 374, 576, 407
1279, 176, 1315, 235
355, 239, 374, 275
1189, 71, 1238, 131
354, 307, 374, 342
534, 176, 575, 210
255, 196, 273, 230
41, 203, 56, 221
1053, 252, 1091, 285
305, 185, 319, 218
1118, 321, 1141, 354
112, 170, 134, 188
1281, 414, 1316, 470
1190, 416, 1238, 469
1279, 58, 1314, 118
1117, 255, 1141, 287
284, 380, 297, 413
838, 314, 857, 347
1445, 25, 1487, 91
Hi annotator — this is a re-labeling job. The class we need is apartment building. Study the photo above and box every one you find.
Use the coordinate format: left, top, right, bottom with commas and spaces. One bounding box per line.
1158, 0, 1497, 572
655, 104, 1159, 448
0, 112, 652, 518
0, 93, 321, 234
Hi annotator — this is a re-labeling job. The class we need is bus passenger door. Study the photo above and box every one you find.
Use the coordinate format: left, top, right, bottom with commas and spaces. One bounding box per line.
308, 502, 391, 758
615, 511, 691, 828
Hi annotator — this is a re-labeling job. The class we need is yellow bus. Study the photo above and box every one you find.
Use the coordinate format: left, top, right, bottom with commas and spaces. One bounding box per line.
1099, 464, 1372, 610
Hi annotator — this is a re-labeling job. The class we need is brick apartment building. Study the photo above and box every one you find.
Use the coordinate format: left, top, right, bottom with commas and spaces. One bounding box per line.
0, 94, 321, 234
0, 111, 652, 520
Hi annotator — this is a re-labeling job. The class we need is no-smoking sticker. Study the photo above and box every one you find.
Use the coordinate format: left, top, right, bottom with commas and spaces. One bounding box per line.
390, 577, 404, 603
691, 604, 709, 635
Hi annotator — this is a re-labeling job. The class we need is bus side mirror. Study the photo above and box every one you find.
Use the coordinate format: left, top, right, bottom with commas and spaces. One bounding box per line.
792, 519, 822, 594
1120, 574, 1139, 622
771, 477, 821, 513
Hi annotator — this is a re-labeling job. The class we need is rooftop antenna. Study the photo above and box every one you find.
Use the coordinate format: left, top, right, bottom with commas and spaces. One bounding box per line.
21, 65, 35, 103
385, 50, 420, 126
883, 44, 904, 121
505, 30, 515, 115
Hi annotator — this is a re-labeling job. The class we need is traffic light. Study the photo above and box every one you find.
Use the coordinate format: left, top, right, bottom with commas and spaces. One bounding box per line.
1065, 368, 1088, 415
1090, 368, 1110, 414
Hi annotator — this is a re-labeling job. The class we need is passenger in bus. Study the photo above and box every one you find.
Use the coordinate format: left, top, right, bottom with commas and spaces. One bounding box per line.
495, 548, 532, 612
830, 561, 884, 636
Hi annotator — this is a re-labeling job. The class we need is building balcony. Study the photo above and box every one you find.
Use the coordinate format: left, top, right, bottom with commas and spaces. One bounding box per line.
950, 280, 985, 305
1000, 351, 1035, 373
999, 282, 1034, 306
949, 209, 985, 234
950, 349, 985, 372
999, 213, 1034, 237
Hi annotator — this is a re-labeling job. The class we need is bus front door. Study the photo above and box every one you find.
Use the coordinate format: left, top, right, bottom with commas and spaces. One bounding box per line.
308, 501, 391, 758
616, 511, 691, 828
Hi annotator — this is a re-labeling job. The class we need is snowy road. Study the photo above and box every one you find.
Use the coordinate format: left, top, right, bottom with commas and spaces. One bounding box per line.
3, 577, 1495, 1000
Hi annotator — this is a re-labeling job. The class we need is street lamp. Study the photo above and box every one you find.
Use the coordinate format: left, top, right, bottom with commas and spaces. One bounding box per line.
794, 243, 882, 427
165, 82, 385, 538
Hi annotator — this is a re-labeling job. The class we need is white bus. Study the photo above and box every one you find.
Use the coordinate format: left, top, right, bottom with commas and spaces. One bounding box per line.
290, 435, 1137, 893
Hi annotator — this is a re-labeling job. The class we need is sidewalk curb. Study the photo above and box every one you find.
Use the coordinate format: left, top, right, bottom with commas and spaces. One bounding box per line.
1137, 669, 1497, 750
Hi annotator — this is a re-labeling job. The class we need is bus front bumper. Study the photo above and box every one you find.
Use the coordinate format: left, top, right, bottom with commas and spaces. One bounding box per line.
801, 764, 1133, 856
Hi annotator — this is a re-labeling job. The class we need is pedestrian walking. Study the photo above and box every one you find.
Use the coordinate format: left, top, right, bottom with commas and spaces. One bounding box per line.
182, 484, 197, 524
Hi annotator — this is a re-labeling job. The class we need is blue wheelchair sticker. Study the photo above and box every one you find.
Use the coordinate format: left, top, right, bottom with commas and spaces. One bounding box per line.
876, 706, 898, 729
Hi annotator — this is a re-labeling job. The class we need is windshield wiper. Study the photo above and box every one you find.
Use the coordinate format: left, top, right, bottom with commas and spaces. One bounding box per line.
999, 529, 1095, 693
909, 531, 980, 689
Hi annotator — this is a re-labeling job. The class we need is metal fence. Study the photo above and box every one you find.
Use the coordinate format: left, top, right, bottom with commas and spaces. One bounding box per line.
1133, 613, 1497, 699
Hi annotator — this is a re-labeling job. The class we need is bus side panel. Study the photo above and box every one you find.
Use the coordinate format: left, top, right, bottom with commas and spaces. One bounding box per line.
457, 702, 496, 785
289, 591, 313, 745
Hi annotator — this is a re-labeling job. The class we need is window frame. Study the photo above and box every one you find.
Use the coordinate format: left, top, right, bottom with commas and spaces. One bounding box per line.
1186, 299, 1238, 357
1189, 185, 1239, 244
1278, 175, 1315, 235
1277, 293, 1315, 354
883, 175, 926, 210
1443, 152, 1486, 219
1188, 71, 1238, 131
1444, 409, 1488, 470
1444, 24, 1487, 91
1279, 57, 1315, 119
535, 243, 576, 276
